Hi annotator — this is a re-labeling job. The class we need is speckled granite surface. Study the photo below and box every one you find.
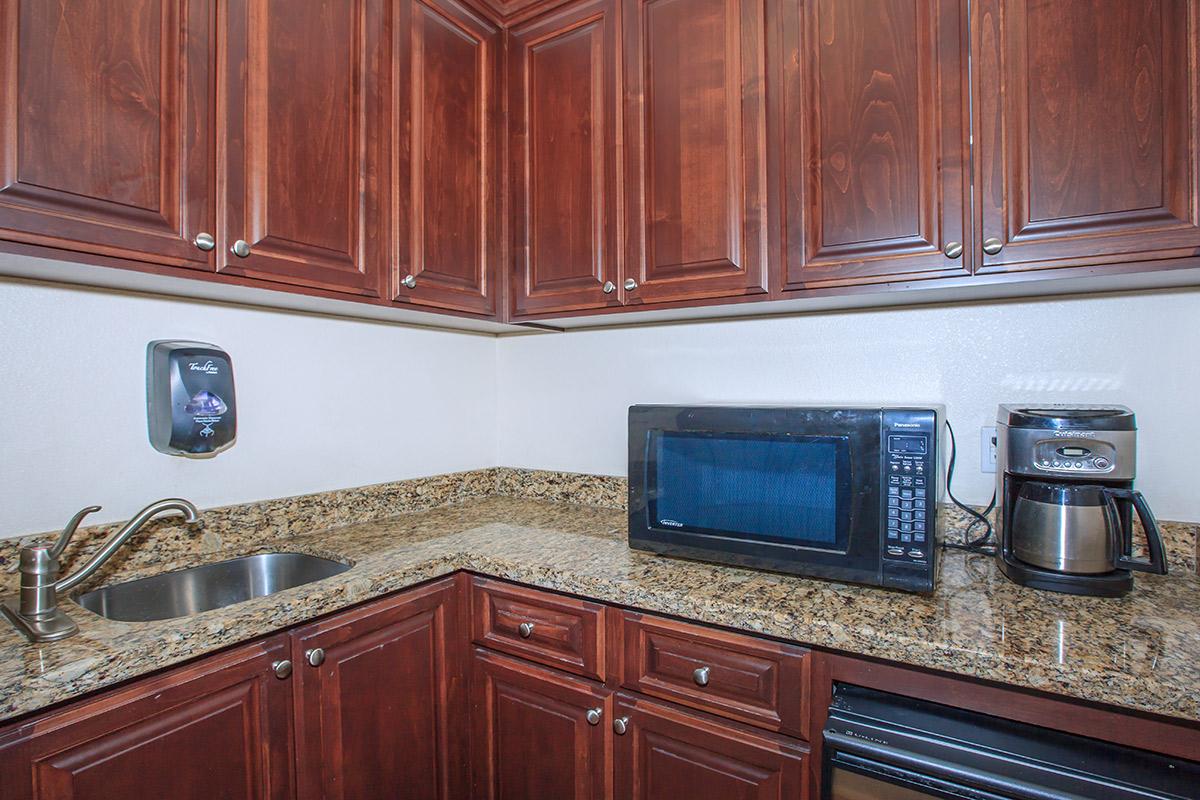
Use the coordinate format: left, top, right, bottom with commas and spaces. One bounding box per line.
2, 479, 1198, 727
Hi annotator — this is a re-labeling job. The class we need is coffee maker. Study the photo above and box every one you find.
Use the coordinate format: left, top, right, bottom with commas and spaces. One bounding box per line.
995, 405, 1167, 597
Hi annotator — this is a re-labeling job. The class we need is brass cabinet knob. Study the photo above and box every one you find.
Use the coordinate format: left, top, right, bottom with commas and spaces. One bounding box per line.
602, 280, 616, 294
982, 237, 1004, 255
272, 659, 292, 679
305, 648, 325, 667
943, 241, 963, 259
692, 666, 711, 687
585, 707, 602, 726
193, 232, 215, 252
623, 278, 638, 291
401, 274, 417, 289
231, 239, 251, 258
518, 621, 535, 639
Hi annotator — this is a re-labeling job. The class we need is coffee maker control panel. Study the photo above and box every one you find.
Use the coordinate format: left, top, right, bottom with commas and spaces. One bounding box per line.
1031, 440, 1118, 474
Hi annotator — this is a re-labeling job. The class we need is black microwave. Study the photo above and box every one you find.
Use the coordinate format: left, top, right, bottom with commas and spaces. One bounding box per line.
628, 405, 944, 593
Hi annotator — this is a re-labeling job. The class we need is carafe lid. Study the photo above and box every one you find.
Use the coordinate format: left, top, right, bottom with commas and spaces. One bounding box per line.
998, 404, 1135, 431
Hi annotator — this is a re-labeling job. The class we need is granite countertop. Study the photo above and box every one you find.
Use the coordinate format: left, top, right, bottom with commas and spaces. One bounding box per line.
2, 495, 1198, 725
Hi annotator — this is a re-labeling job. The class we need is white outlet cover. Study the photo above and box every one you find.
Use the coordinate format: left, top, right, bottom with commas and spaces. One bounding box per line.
981, 426, 998, 473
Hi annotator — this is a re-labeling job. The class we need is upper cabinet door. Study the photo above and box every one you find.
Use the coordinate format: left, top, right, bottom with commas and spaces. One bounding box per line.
220, 0, 386, 296
782, 0, 971, 289
393, 0, 500, 316
974, 0, 1200, 274
509, 0, 620, 318
622, 0, 771, 305
0, 0, 215, 270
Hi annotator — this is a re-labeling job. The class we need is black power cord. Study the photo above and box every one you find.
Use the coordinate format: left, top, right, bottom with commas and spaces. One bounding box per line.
942, 420, 997, 554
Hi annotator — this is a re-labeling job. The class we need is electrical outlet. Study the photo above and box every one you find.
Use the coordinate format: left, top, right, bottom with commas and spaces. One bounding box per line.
981, 427, 997, 473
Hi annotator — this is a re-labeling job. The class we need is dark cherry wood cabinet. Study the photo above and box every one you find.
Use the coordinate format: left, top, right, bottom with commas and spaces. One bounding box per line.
613, 692, 808, 800
781, 0, 972, 289
508, 0, 621, 317
620, 0, 772, 306
469, 647, 610, 799
290, 576, 466, 800
219, 0, 388, 297
972, 0, 1200, 275
0, 635, 295, 800
0, 0, 217, 271
392, 0, 501, 315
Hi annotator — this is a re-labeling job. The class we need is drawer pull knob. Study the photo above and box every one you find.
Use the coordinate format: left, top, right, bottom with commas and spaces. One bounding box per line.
623, 278, 638, 291
586, 707, 602, 726
982, 237, 1004, 255
193, 232, 215, 251
231, 239, 251, 258
518, 621, 535, 639
602, 280, 616, 294
272, 659, 292, 680
305, 648, 325, 667
943, 241, 963, 259
401, 274, 417, 289
612, 716, 629, 735
693, 666, 711, 687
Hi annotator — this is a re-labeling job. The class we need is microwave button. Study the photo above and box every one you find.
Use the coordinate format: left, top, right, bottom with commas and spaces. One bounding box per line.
915, 532, 926, 542
887, 508, 900, 519
915, 477, 926, 487
900, 489, 914, 499
888, 486, 901, 496
901, 533, 912, 542
900, 500, 913, 511
908, 549, 924, 559
915, 462, 924, 472
887, 546, 905, 557
887, 516, 899, 528
915, 509, 927, 520
889, 475, 901, 485
900, 522, 913, 533
900, 511, 913, 522
903, 463, 913, 472
887, 529, 899, 539
888, 497, 901, 508
891, 463, 901, 472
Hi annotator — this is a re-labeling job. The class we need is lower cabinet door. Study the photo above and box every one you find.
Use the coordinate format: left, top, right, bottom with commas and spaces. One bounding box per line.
290, 576, 467, 800
0, 635, 295, 800
470, 647, 610, 800
613, 692, 808, 800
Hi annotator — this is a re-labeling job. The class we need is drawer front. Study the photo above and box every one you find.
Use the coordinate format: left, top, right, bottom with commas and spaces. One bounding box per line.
470, 577, 606, 680
620, 612, 810, 738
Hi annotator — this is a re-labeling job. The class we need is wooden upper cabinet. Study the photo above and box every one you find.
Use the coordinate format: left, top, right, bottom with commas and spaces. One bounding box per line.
509, 0, 620, 317
621, 0, 771, 305
782, 0, 971, 289
219, 0, 386, 296
973, 0, 1200, 273
393, 0, 501, 316
0, 0, 215, 270
291, 576, 466, 800
0, 636, 294, 800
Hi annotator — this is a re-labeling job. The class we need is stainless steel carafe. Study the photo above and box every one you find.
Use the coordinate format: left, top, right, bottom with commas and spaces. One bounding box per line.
1011, 482, 1166, 576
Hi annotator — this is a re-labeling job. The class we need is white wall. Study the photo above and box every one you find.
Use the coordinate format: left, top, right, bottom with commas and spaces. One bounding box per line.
497, 289, 1200, 521
0, 278, 497, 539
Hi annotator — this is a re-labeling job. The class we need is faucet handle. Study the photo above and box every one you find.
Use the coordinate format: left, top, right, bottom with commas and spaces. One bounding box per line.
49, 505, 102, 560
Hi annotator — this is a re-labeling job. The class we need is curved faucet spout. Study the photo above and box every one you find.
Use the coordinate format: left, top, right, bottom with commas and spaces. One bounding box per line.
54, 499, 201, 594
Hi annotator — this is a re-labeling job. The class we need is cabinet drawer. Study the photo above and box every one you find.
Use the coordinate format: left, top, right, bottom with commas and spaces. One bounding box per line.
619, 612, 810, 738
470, 577, 606, 680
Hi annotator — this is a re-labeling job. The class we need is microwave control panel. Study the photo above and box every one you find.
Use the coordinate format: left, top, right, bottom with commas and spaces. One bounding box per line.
881, 409, 938, 591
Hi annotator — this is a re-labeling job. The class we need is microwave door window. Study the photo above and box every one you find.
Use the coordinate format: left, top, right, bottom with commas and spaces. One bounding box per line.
650, 432, 851, 551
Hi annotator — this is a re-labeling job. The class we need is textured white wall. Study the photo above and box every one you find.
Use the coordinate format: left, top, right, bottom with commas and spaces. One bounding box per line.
0, 278, 497, 539
496, 289, 1200, 521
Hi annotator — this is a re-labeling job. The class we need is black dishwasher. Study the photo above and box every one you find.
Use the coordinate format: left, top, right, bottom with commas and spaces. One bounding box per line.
822, 684, 1200, 799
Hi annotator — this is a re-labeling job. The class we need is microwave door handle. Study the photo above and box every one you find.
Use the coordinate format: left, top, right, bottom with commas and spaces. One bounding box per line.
1106, 488, 1168, 575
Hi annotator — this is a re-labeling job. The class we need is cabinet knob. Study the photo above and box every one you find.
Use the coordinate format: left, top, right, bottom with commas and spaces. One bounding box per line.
586, 707, 603, 726
401, 274, 417, 289
943, 241, 963, 259
231, 239, 251, 258
612, 716, 629, 735
193, 232, 215, 252
623, 278, 638, 291
272, 659, 292, 680
305, 648, 325, 667
518, 621, 535, 639
982, 237, 1004, 255
692, 666, 711, 687
602, 280, 616, 294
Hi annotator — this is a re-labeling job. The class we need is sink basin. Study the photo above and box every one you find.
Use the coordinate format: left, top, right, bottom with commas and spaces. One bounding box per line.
74, 552, 351, 622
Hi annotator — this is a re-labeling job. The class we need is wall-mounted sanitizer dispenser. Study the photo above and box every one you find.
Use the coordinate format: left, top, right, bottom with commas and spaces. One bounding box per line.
147, 341, 236, 457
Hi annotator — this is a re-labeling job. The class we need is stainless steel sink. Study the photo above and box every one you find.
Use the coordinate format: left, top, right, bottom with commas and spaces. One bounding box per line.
74, 552, 351, 622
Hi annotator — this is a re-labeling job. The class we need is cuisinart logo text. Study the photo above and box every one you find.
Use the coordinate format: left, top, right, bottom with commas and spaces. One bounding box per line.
188, 360, 219, 374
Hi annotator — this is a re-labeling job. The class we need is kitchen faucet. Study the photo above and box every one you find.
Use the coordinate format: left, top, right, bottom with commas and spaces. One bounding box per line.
2, 499, 201, 642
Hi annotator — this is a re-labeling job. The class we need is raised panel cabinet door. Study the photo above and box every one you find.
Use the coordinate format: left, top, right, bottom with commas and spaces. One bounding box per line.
621, 0, 771, 305
973, 0, 1200, 273
613, 693, 808, 800
509, 0, 620, 317
0, 0, 215, 269
0, 635, 294, 800
782, 0, 972, 288
291, 576, 467, 800
220, 0, 387, 296
393, 0, 501, 315
470, 647, 610, 800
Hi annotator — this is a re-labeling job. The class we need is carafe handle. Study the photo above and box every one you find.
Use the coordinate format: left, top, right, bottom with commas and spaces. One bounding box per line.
1105, 488, 1168, 575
